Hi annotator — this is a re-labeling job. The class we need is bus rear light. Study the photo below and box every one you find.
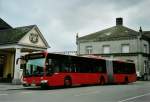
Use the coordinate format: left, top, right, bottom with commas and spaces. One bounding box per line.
22, 81, 27, 84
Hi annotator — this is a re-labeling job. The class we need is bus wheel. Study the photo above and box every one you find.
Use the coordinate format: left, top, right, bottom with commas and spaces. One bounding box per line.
99, 77, 105, 85
64, 78, 72, 88
22, 84, 29, 87
124, 77, 129, 84
41, 83, 49, 89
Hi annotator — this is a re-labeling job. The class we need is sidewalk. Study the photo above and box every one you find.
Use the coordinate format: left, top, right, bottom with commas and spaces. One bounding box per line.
0, 83, 23, 91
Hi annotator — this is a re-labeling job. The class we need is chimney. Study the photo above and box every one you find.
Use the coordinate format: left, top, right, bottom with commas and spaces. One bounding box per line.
116, 17, 123, 26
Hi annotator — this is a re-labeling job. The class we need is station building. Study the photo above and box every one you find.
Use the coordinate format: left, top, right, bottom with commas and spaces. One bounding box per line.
0, 18, 49, 84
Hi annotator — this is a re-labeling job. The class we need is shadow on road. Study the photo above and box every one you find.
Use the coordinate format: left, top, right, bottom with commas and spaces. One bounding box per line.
5, 82, 136, 91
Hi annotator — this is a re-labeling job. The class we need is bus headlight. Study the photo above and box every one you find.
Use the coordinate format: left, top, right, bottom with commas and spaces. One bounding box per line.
22, 81, 27, 84
41, 80, 48, 83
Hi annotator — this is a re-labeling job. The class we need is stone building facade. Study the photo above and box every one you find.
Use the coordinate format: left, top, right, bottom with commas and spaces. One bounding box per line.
76, 18, 150, 80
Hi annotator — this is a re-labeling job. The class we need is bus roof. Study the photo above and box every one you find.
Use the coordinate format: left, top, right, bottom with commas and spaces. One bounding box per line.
25, 52, 134, 64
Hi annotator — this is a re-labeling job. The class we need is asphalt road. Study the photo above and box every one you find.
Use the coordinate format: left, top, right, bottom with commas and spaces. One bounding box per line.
0, 81, 150, 102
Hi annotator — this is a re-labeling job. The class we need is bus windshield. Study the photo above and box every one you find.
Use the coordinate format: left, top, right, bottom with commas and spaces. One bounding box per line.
25, 58, 46, 76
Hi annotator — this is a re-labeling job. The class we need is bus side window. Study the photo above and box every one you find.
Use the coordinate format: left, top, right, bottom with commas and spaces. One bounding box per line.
61, 63, 69, 72
94, 63, 100, 73
54, 64, 60, 72
70, 64, 76, 72
113, 62, 118, 73
53, 61, 60, 72
97, 65, 102, 72
76, 64, 80, 72
46, 66, 53, 75
66, 64, 70, 72
79, 63, 84, 73
99, 60, 106, 73
60, 64, 65, 72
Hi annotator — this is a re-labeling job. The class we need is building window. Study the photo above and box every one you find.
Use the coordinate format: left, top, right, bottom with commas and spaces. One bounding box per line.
144, 60, 148, 74
144, 44, 148, 53
85, 46, 93, 54
121, 44, 129, 53
103, 45, 110, 54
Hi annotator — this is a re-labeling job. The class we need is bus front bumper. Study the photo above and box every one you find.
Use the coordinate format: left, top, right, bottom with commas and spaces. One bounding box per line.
22, 81, 31, 87
22, 79, 48, 87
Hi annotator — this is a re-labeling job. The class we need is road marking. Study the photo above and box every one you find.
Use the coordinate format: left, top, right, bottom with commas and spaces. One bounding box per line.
20, 91, 33, 94
44, 89, 100, 96
74, 90, 99, 96
0, 94, 8, 96
118, 92, 150, 102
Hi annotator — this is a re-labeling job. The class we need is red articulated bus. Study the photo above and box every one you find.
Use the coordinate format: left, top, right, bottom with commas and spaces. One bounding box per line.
21, 52, 136, 89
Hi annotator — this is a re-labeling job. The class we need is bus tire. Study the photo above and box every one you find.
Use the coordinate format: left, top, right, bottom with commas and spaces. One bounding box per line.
64, 77, 72, 88
99, 76, 105, 85
22, 84, 29, 87
41, 83, 49, 89
124, 77, 129, 84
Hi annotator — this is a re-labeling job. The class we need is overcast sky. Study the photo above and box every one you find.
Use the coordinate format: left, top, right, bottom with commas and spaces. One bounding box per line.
0, 0, 150, 52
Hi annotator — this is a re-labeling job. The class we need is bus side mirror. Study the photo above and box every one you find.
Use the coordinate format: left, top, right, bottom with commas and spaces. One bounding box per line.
16, 58, 21, 65
16, 57, 27, 65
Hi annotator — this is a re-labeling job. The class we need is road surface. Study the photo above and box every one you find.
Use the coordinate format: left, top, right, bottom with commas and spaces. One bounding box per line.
0, 81, 150, 102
